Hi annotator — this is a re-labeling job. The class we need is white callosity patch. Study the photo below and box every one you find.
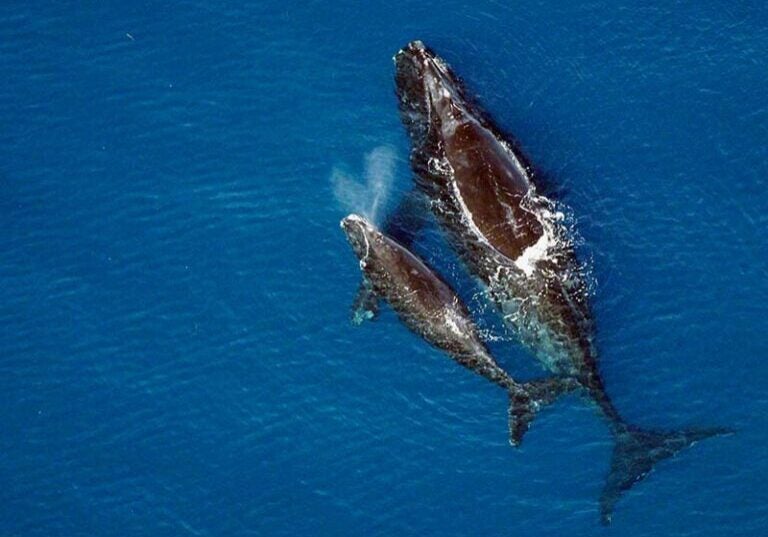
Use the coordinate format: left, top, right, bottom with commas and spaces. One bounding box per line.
340, 214, 372, 270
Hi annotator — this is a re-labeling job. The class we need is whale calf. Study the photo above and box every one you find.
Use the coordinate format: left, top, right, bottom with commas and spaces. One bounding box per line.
350, 192, 428, 324
340, 213, 577, 444
392, 40, 728, 522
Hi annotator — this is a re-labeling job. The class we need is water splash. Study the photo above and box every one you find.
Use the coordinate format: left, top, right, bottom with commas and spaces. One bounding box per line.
331, 146, 397, 224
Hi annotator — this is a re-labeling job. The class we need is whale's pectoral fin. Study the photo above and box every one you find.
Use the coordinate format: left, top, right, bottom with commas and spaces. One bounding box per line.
508, 377, 580, 446
351, 278, 379, 325
599, 426, 733, 524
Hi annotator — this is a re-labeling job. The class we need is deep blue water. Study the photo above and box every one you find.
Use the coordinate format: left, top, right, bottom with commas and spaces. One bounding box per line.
2, 2, 767, 535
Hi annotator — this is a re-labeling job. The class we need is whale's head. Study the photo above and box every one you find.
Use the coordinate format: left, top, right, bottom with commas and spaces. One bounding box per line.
394, 40, 468, 145
340, 213, 378, 263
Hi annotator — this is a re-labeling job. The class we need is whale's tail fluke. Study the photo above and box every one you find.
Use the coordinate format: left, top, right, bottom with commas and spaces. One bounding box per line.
600, 425, 732, 524
508, 377, 580, 446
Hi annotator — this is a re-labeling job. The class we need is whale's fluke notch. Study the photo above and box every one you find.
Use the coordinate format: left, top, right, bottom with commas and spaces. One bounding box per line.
349, 189, 430, 324
600, 426, 733, 524
508, 377, 580, 446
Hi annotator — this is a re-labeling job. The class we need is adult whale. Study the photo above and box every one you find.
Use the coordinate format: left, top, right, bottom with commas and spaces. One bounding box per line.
340, 214, 577, 443
392, 40, 728, 522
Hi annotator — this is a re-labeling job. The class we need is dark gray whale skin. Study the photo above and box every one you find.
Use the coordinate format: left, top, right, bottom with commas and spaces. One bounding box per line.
341, 214, 577, 445
392, 40, 728, 523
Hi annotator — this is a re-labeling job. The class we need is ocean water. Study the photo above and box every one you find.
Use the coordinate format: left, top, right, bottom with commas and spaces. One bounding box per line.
1, 1, 767, 535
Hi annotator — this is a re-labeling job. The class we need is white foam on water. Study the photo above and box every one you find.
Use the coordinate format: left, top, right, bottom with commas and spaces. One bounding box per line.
514, 230, 552, 277
331, 145, 397, 225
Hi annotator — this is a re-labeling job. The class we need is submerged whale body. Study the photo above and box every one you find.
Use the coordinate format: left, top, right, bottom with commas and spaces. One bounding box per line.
341, 214, 577, 444
392, 40, 729, 523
